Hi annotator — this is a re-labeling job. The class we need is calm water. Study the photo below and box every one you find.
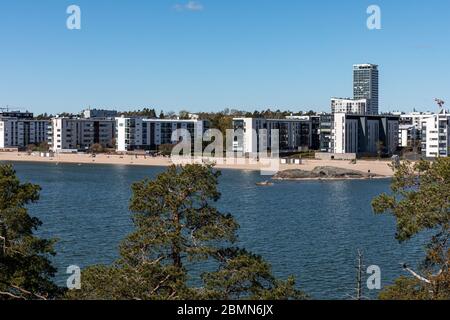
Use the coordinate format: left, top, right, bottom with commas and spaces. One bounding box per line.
7, 162, 427, 299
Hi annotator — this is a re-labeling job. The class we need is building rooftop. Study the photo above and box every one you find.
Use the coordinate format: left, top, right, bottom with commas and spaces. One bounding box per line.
353, 63, 378, 69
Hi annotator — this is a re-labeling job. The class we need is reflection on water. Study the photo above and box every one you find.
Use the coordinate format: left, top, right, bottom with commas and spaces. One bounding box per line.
11, 162, 427, 299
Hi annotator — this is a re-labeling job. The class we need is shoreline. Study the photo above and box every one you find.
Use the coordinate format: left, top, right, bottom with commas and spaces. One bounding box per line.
0, 152, 396, 177
271, 176, 391, 182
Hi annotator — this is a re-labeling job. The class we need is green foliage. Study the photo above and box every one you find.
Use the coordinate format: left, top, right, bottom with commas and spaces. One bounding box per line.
120, 108, 158, 118
0, 165, 60, 300
26, 141, 50, 153
199, 248, 306, 300
68, 164, 305, 300
89, 143, 104, 154
66, 264, 187, 300
378, 276, 431, 300
34, 113, 53, 120
158, 144, 176, 156
372, 158, 450, 299
196, 108, 313, 153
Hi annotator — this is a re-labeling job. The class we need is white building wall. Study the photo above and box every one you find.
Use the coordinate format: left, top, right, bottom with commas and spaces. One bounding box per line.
331, 98, 368, 114
116, 117, 128, 152
115, 117, 206, 152
421, 111, 449, 158
424, 116, 439, 157
332, 113, 346, 153
0, 121, 6, 148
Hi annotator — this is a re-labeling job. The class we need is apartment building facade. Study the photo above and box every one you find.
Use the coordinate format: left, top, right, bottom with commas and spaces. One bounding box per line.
421, 109, 450, 158
83, 109, 118, 119
353, 64, 379, 115
331, 98, 368, 115
49, 117, 116, 152
232, 117, 319, 154
0, 112, 49, 149
332, 113, 399, 156
319, 114, 333, 152
115, 117, 208, 152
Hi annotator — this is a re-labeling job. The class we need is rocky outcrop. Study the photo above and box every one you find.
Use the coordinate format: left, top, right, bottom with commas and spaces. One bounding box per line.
272, 166, 379, 180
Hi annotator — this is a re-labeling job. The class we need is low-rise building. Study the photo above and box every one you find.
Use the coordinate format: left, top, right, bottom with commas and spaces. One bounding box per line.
319, 114, 333, 152
49, 117, 116, 152
0, 112, 49, 149
332, 113, 399, 156
232, 117, 319, 154
331, 98, 368, 115
399, 124, 420, 148
115, 117, 208, 152
83, 109, 118, 119
421, 108, 450, 158
399, 112, 434, 128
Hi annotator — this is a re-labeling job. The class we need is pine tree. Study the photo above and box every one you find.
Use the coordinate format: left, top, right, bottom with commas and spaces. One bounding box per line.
372, 158, 449, 299
68, 164, 305, 300
0, 165, 59, 300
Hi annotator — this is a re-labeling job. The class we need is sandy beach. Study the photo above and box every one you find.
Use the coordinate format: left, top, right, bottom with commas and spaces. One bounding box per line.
0, 152, 396, 177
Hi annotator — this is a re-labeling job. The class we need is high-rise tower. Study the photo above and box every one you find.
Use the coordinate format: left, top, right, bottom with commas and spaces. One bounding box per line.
353, 64, 379, 115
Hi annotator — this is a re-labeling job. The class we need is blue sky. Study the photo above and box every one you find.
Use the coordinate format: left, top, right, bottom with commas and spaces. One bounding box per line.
0, 0, 449, 114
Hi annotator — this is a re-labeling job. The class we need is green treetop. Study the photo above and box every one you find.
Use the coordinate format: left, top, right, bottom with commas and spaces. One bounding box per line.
372, 158, 449, 300
68, 164, 305, 300
0, 165, 59, 300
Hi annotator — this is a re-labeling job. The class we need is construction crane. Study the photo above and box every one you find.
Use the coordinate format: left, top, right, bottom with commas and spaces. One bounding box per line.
435, 98, 445, 110
0, 105, 25, 113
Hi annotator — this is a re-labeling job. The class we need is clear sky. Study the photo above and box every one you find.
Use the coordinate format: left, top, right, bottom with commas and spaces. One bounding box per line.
0, 0, 449, 114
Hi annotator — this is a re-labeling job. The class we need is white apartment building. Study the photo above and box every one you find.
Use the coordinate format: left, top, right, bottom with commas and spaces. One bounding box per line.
399, 124, 420, 148
399, 112, 434, 128
232, 118, 316, 154
83, 108, 118, 119
421, 109, 450, 158
115, 117, 208, 152
332, 113, 399, 156
0, 114, 49, 149
331, 98, 368, 115
49, 117, 116, 152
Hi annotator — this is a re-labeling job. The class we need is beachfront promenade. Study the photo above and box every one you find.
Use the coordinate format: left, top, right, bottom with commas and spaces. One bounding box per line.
0, 152, 396, 176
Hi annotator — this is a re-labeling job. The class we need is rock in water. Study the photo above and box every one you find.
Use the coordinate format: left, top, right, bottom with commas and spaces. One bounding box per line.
272, 166, 376, 180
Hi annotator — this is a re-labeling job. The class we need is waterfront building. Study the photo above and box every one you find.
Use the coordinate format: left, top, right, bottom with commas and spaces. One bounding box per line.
319, 114, 333, 152
0, 112, 49, 149
421, 108, 450, 158
83, 108, 118, 119
115, 117, 208, 152
310, 116, 321, 150
0, 110, 34, 119
232, 117, 319, 154
49, 117, 116, 152
399, 112, 433, 127
399, 124, 420, 148
331, 98, 368, 115
396, 111, 450, 157
332, 113, 399, 156
353, 64, 379, 115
